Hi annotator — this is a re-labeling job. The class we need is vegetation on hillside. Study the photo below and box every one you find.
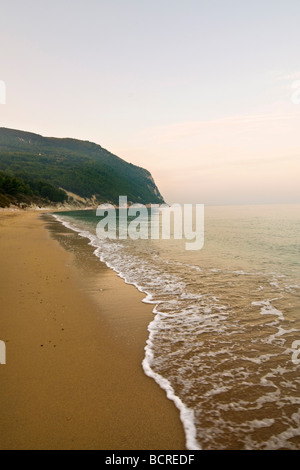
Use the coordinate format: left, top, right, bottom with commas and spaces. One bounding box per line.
0, 170, 68, 207
0, 128, 165, 207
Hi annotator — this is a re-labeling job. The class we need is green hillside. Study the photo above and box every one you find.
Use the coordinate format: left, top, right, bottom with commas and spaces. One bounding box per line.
0, 170, 68, 208
0, 128, 165, 207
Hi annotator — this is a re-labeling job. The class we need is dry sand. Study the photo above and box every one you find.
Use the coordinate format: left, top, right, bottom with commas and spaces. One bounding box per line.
0, 211, 185, 450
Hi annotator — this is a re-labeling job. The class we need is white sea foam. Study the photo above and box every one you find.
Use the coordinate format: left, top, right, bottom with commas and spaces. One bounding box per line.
284, 284, 300, 293
252, 300, 284, 320
51, 213, 201, 451
232, 270, 252, 275
242, 353, 276, 365
51, 211, 300, 451
260, 425, 300, 450
143, 316, 201, 450
248, 418, 275, 429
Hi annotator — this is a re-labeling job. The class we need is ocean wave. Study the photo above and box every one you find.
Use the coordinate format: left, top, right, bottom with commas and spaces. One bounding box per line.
51, 212, 300, 450
52, 213, 201, 450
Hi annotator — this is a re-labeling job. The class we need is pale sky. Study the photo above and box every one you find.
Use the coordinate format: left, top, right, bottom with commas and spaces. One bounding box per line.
1, 0, 300, 204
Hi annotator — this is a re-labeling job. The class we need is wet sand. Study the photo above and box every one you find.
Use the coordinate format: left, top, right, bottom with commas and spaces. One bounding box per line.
0, 211, 186, 450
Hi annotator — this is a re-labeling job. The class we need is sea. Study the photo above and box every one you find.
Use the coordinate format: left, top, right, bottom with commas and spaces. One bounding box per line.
51, 204, 300, 450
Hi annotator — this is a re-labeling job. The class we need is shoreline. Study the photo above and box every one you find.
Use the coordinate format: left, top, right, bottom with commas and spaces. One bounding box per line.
0, 211, 186, 450
52, 211, 200, 451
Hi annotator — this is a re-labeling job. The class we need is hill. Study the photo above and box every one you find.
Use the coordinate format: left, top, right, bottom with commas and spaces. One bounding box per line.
0, 128, 165, 207
0, 170, 68, 208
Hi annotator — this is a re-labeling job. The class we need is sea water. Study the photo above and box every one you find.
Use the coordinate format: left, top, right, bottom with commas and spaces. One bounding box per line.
52, 204, 300, 450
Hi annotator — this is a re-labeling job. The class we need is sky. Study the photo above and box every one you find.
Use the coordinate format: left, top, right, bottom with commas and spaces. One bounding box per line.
1, 0, 300, 204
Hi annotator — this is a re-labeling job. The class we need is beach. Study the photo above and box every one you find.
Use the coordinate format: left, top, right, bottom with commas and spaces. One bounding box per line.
0, 210, 186, 450
50, 205, 300, 450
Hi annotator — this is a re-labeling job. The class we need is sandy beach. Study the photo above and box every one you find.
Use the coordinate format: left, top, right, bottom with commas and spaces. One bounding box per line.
0, 211, 185, 450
